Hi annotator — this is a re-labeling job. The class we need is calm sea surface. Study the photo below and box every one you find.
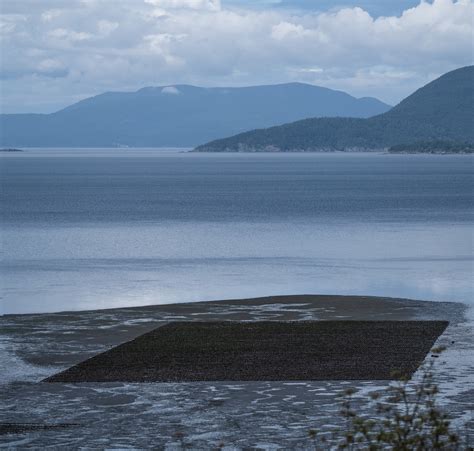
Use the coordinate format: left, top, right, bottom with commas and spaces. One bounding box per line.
1, 149, 473, 314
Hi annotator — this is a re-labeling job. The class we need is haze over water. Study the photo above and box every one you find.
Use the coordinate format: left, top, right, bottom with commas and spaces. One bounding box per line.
1, 149, 473, 314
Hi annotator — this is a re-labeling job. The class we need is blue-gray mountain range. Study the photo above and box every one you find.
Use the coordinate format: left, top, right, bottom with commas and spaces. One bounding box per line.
0, 84, 390, 147
196, 66, 474, 152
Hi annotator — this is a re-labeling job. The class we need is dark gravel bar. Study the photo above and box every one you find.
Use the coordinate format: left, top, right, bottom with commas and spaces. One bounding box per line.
45, 320, 448, 382
0, 423, 77, 436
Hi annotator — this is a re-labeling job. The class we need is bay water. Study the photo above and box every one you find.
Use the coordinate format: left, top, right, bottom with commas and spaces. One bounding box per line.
1, 149, 472, 314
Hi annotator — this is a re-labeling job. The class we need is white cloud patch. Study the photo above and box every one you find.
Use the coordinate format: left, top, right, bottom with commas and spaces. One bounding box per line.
145, 0, 221, 11
48, 27, 93, 41
0, 14, 27, 35
41, 9, 62, 22
37, 58, 68, 76
97, 20, 118, 36
0, 0, 472, 112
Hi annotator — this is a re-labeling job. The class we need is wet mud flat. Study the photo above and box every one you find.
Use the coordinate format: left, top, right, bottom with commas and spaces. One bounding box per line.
46, 320, 448, 383
1, 295, 472, 448
0, 295, 462, 369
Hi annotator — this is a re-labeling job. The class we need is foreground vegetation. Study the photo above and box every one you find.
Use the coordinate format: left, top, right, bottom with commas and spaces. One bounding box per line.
309, 347, 466, 449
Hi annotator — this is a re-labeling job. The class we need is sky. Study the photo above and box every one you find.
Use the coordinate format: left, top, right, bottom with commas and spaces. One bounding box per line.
0, 0, 472, 113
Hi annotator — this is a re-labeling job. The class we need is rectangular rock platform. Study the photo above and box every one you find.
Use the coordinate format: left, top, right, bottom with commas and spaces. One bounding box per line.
44, 320, 448, 382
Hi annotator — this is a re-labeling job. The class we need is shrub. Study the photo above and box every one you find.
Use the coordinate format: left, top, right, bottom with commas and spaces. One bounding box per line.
310, 347, 467, 450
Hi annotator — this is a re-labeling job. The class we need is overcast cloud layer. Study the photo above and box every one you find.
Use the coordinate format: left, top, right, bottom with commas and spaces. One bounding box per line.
0, 0, 472, 113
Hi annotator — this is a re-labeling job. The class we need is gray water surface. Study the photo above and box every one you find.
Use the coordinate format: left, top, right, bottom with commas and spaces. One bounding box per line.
1, 149, 473, 314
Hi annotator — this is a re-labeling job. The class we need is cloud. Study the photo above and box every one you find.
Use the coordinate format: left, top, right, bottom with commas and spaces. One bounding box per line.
48, 28, 93, 41
0, 58, 69, 81
36, 58, 69, 77
145, 0, 221, 10
41, 9, 62, 22
97, 20, 119, 36
0, 0, 472, 112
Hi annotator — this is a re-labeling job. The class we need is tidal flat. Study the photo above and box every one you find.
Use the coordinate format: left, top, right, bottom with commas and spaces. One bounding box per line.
1, 295, 472, 448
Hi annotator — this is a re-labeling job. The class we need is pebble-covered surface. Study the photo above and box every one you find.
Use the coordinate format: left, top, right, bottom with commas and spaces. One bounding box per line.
46, 320, 448, 383
0, 295, 472, 449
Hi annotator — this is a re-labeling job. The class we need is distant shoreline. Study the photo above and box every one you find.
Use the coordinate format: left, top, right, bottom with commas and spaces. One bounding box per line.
1, 146, 474, 154
192, 148, 474, 154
